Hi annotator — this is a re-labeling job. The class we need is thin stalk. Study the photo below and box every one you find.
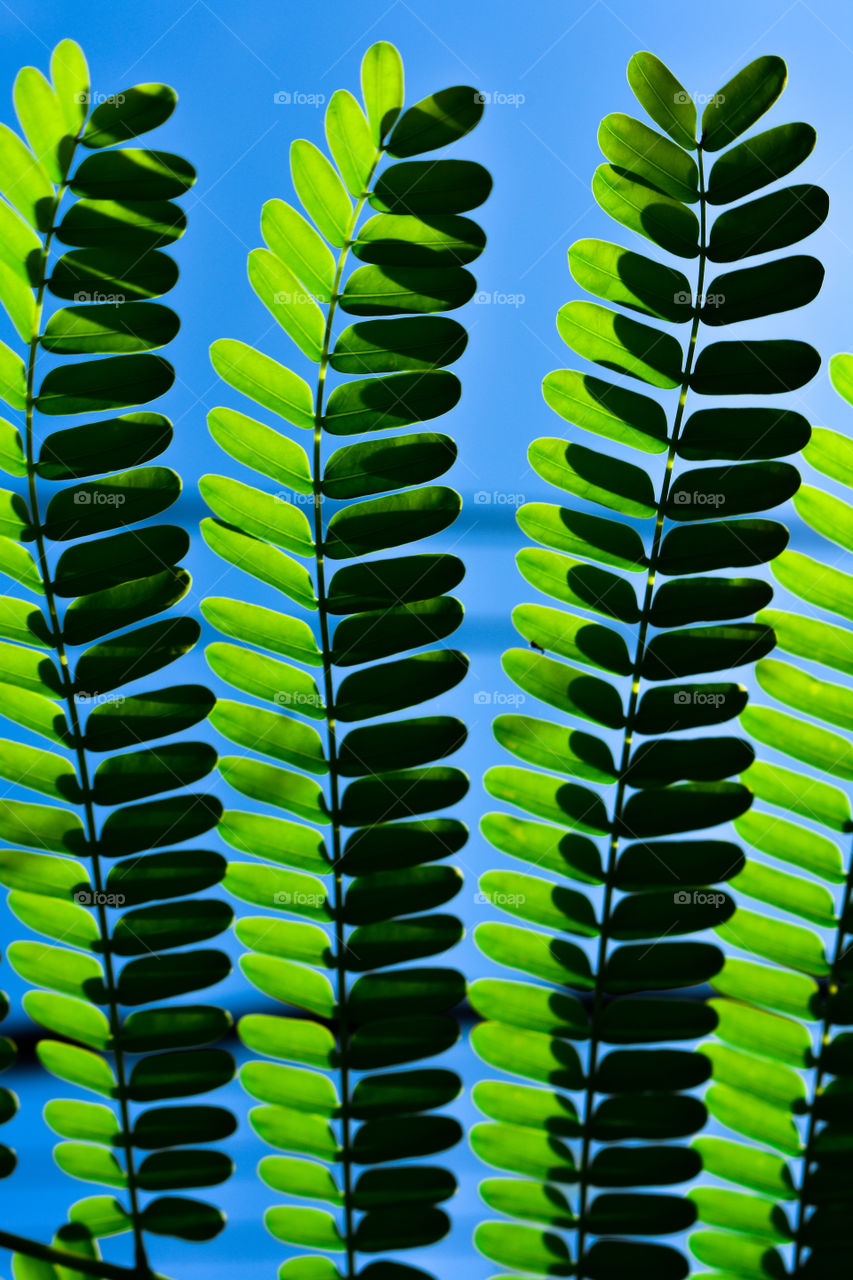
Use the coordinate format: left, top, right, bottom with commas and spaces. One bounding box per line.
574, 145, 708, 1276
791, 837, 853, 1271
0, 1228, 143, 1280
310, 147, 383, 1279
22, 136, 150, 1274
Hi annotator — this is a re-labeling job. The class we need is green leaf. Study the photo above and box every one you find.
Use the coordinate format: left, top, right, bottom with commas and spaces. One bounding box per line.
247, 248, 324, 361
678, 407, 809, 462
83, 685, 213, 752
36, 354, 174, 415
528, 437, 656, 517
41, 301, 180, 355
0, 340, 28, 410
475, 1220, 572, 1274
50, 39, 89, 132
361, 41, 404, 145
324, 369, 460, 435
82, 83, 177, 148
325, 90, 373, 198
209, 338, 315, 430
207, 406, 312, 492
141, 1196, 225, 1242
202, 597, 320, 664
55, 1143, 127, 1189
701, 56, 787, 151
324, 486, 460, 558
74, 616, 201, 696
340, 264, 476, 315
593, 163, 699, 259
49, 246, 179, 301
56, 199, 187, 251
485, 764, 609, 835
324, 432, 455, 499
598, 113, 698, 202
702, 256, 823, 327
200, 474, 313, 557
37, 411, 172, 481
516, 549, 640, 624
569, 237, 692, 323
707, 123, 816, 205
42, 466, 179, 540
70, 149, 196, 200
0, 122, 54, 232
38, 1041, 115, 1096
691, 339, 819, 395
220, 810, 328, 874
512, 605, 631, 675
558, 300, 683, 389
201, 518, 317, 612
291, 138, 351, 247
370, 160, 492, 216
354, 212, 486, 267
331, 316, 466, 374
504, 646, 624, 728
219, 758, 329, 824
388, 85, 483, 156
261, 198, 335, 303
209, 695, 326, 770
494, 713, 615, 784
107, 849, 225, 906
708, 183, 828, 263
627, 52, 696, 148
14, 64, 69, 186
542, 369, 667, 457
694, 1137, 796, 1199
481, 811, 602, 884
717, 908, 829, 976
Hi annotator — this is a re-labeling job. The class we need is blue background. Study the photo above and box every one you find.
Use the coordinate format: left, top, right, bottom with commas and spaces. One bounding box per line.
1, 0, 852, 1276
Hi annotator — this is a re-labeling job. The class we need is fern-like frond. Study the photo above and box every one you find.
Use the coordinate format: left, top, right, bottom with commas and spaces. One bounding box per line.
200, 40, 489, 1279
0, 41, 232, 1272
470, 52, 826, 1280
691, 353, 853, 1278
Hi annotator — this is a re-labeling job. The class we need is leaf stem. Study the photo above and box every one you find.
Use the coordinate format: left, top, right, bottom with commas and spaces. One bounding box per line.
791, 836, 853, 1271
0, 1228, 145, 1280
310, 149, 383, 1278
573, 145, 708, 1276
22, 134, 150, 1274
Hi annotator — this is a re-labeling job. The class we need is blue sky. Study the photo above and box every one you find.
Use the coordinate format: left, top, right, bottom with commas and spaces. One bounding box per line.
2, 0, 853, 1276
